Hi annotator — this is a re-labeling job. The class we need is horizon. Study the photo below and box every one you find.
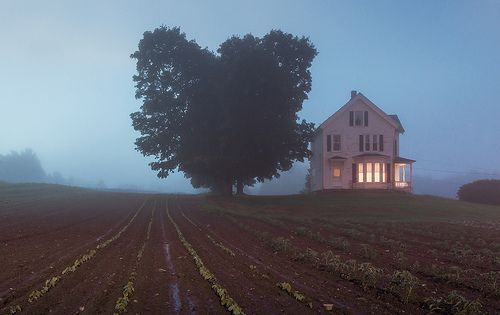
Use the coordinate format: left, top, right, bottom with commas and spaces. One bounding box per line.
1, 0, 499, 193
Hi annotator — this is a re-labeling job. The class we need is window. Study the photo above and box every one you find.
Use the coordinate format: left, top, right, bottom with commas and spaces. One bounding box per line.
333, 134, 341, 151
358, 163, 364, 182
373, 135, 378, 151
374, 163, 380, 182
359, 135, 364, 152
354, 111, 363, 126
326, 135, 331, 152
365, 135, 370, 151
382, 163, 386, 182
366, 163, 372, 182
379, 135, 384, 152
333, 165, 341, 178
357, 162, 387, 183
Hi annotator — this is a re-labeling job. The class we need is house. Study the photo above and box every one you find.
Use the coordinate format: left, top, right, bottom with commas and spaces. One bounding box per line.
310, 91, 415, 192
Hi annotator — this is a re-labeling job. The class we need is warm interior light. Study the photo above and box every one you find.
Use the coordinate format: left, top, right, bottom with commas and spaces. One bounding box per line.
366, 163, 372, 182
374, 163, 380, 182
358, 163, 364, 182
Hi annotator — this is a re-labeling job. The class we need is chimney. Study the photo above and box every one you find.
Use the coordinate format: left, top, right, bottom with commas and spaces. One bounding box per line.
351, 90, 357, 99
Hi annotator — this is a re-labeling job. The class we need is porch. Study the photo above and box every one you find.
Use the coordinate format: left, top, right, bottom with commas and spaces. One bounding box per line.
350, 154, 415, 192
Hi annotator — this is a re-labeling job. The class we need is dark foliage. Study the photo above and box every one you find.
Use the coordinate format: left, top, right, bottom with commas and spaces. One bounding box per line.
0, 149, 46, 183
130, 26, 317, 194
457, 179, 500, 205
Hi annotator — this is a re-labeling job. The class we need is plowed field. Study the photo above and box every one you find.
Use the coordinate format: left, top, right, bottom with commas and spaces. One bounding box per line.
1, 184, 499, 314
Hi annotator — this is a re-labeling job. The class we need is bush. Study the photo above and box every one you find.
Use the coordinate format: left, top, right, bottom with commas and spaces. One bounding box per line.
457, 180, 500, 205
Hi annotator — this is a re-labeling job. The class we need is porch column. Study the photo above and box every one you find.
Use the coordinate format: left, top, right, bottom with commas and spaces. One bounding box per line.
410, 163, 413, 192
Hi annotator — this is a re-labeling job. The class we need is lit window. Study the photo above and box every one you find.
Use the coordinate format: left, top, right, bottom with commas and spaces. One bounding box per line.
382, 163, 386, 182
358, 163, 364, 182
333, 167, 341, 178
374, 163, 380, 182
366, 163, 372, 182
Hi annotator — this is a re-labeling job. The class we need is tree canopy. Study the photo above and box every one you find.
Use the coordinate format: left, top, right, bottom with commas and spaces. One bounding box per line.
131, 26, 317, 194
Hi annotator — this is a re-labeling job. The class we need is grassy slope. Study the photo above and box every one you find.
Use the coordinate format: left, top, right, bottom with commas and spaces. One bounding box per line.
227, 191, 500, 223
2, 182, 499, 223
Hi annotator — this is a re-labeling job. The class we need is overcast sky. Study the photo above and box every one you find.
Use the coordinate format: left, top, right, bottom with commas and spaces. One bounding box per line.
1, 0, 499, 191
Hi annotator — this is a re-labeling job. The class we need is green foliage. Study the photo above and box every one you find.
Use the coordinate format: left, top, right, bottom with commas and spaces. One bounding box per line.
114, 276, 136, 315
276, 282, 312, 308
166, 206, 245, 315
207, 234, 236, 257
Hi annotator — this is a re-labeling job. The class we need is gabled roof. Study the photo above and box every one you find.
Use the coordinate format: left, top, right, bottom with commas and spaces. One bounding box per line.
388, 115, 405, 133
319, 92, 405, 133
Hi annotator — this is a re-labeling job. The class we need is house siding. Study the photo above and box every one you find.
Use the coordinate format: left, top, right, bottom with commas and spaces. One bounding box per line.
311, 93, 410, 191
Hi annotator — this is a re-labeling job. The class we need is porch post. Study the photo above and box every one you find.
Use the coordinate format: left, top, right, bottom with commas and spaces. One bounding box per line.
410, 163, 413, 192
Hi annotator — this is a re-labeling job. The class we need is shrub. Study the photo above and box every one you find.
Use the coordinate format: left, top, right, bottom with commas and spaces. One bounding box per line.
457, 180, 500, 205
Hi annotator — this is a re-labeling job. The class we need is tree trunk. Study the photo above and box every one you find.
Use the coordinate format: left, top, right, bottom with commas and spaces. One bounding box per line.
236, 180, 244, 195
219, 178, 233, 196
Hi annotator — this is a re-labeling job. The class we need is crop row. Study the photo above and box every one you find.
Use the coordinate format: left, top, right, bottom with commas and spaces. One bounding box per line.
113, 207, 155, 314
276, 282, 313, 309
207, 234, 236, 257
5, 199, 148, 314
221, 213, 487, 313
166, 204, 245, 315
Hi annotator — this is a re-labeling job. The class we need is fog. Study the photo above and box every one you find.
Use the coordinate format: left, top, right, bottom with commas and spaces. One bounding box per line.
1, 1, 499, 195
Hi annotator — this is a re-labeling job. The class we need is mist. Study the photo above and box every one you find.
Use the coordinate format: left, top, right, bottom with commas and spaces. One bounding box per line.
1, 1, 499, 195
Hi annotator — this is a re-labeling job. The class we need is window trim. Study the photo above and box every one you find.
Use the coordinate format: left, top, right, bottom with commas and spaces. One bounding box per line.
354, 111, 364, 126
332, 134, 341, 151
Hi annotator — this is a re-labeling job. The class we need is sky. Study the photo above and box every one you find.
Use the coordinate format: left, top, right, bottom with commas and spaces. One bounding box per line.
1, 0, 499, 192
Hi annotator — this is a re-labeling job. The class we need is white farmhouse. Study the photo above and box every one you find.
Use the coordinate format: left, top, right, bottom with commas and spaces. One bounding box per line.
310, 91, 415, 192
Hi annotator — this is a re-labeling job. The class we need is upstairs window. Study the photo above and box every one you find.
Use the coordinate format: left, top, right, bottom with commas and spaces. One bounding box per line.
354, 111, 364, 126
350, 110, 368, 127
365, 135, 370, 151
373, 135, 378, 151
333, 135, 341, 151
326, 135, 332, 152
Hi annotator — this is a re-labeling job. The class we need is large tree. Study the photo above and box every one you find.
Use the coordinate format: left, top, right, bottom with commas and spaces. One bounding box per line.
131, 26, 317, 195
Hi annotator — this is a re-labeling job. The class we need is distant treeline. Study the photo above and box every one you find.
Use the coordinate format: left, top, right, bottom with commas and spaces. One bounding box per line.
458, 180, 500, 206
0, 149, 68, 184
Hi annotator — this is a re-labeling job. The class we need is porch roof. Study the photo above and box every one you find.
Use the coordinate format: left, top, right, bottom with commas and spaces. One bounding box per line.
394, 156, 416, 164
328, 155, 347, 161
352, 153, 390, 159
